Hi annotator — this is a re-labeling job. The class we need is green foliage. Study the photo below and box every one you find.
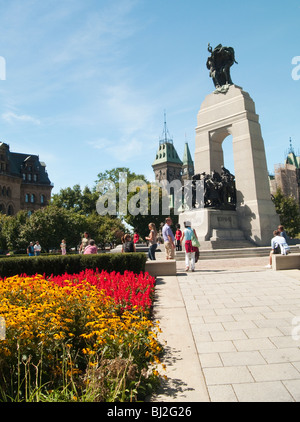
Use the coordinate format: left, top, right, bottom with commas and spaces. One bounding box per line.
95, 167, 178, 239
83, 213, 125, 248
0, 253, 147, 278
0, 205, 125, 253
51, 184, 99, 215
0, 211, 28, 251
18, 205, 86, 252
272, 188, 300, 238
0, 167, 178, 253
125, 184, 179, 239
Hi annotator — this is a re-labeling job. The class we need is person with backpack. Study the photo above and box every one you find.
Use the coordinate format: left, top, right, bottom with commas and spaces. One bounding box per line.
180, 221, 199, 272
266, 229, 290, 268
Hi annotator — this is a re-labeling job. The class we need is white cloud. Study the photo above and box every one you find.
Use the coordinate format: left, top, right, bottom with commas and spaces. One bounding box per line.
87, 138, 112, 150
2, 111, 41, 125
88, 136, 143, 163
111, 138, 143, 162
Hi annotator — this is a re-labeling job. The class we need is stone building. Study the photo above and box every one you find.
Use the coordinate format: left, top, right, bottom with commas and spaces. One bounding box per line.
269, 139, 300, 205
152, 115, 194, 183
0, 142, 53, 216
181, 142, 195, 181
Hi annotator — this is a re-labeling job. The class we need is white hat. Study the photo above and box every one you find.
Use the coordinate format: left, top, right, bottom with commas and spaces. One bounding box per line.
185, 221, 191, 226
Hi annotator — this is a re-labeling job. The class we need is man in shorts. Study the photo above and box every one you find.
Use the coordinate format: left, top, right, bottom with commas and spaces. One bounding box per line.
162, 217, 175, 260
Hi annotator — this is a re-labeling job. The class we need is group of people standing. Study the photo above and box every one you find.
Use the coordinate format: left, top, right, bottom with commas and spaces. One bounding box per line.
161, 217, 199, 271
26, 232, 98, 257
121, 223, 158, 260
78, 232, 98, 254
27, 241, 41, 256
122, 217, 199, 272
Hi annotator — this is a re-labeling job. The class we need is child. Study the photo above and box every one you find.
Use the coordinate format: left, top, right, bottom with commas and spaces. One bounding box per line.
133, 229, 140, 244
60, 239, 67, 255
175, 224, 182, 251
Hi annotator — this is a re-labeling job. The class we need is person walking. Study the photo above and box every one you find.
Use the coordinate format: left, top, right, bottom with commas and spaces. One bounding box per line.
145, 222, 158, 260
180, 221, 199, 272
162, 217, 175, 260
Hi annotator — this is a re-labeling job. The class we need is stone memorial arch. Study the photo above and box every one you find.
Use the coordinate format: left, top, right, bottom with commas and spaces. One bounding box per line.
193, 84, 279, 246
179, 45, 279, 247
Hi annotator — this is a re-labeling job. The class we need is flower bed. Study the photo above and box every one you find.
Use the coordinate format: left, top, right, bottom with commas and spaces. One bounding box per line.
0, 269, 162, 402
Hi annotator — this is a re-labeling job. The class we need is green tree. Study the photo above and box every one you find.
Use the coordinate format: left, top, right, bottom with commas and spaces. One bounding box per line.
51, 184, 99, 215
50, 182, 126, 247
0, 211, 28, 252
84, 213, 125, 248
0, 213, 9, 251
19, 205, 86, 252
124, 183, 178, 239
95, 168, 178, 239
272, 188, 300, 238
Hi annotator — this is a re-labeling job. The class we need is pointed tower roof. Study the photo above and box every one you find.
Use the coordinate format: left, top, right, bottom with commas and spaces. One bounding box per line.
152, 112, 182, 166
182, 142, 194, 166
285, 138, 299, 168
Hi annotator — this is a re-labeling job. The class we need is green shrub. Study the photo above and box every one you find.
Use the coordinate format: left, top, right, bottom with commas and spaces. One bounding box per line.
0, 253, 147, 278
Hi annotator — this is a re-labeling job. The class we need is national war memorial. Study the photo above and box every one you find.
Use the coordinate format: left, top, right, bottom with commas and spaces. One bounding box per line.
177, 44, 280, 248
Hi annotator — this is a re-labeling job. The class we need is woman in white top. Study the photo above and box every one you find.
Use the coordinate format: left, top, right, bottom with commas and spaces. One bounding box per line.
180, 221, 198, 272
145, 223, 158, 260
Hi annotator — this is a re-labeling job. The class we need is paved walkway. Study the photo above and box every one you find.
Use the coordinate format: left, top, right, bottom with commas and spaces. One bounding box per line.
151, 255, 300, 402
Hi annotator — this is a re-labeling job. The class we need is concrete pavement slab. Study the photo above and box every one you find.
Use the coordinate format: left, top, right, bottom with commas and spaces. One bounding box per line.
151, 256, 300, 402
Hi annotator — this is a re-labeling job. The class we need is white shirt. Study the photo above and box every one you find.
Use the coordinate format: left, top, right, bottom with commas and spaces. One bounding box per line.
271, 235, 290, 255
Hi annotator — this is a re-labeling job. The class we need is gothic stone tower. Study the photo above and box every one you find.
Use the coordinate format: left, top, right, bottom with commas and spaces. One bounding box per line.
152, 114, 183, 183
181, 142, 194, 181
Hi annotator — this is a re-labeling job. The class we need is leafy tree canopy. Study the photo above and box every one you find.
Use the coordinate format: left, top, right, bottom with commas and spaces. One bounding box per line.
95, 168, 178, 240
272, 188, 300, 238
51, 184, 99, 215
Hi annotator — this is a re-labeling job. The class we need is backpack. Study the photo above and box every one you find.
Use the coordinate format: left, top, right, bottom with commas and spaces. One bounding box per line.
273, 244, 281, 254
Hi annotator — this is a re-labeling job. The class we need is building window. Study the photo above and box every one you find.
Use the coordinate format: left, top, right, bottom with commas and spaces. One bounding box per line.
22, 173, 26, 181
40, 194, 45, 204
25, 194, 29, 203
30, 194, 35, 203
33, 174, 38, 182
7, 205, 14, 216
28, 174, 32, 182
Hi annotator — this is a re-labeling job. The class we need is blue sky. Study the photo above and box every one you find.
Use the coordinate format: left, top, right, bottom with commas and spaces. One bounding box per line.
0, 0, 299, 194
